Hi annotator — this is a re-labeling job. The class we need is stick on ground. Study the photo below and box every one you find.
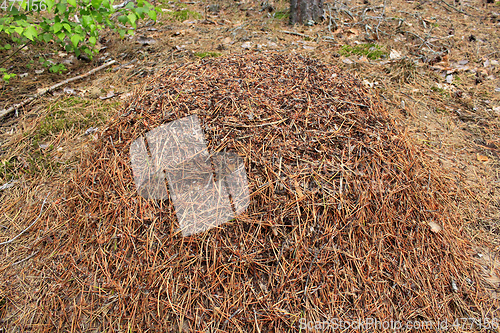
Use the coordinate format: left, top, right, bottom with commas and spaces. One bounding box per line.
0, 60, 116, 120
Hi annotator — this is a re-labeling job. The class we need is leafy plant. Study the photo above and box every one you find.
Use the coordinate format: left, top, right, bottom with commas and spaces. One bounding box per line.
0, 67, 16, 83
49, 62, 67, 73
0, 0, 159, 60
38, 56, 67, 73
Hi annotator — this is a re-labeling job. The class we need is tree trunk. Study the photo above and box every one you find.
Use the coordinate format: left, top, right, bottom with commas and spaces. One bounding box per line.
289, 0, 323, 25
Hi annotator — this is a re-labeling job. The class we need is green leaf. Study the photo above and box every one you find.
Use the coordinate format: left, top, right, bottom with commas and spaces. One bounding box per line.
53, 22, 63, 33
57, 32, 66, 41
117, 15, 127, 24
134, 6, 147, 17
14, 27, 23, 35
88, 36, 96, 45
45, 0, 55, 11
56, 2, 66, 13
147, 9, 156, 21
82, 15, 93, 27
127, 13, 136, 27
70, 34, 81, 48
93, 12, 103, 23
42, 33, 52, 42
4, 44, 11, 50
67, 0, 77, 7
91, 0, 102, 8
63, 23, 71, 32
24, 26, 38, 41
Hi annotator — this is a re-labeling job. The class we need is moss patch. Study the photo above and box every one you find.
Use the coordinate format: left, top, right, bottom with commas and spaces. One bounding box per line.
166, 9, 202, 21
194, 52, 222, 58
339, 43, 388, 60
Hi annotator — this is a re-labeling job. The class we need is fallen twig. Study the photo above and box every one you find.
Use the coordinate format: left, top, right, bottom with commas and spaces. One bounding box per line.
0, 43, 29, 68
0, 60, 116, 120
279, 30, 310, 38
112, 58, 138, 72
435, 0, 471, 16
12, 249, 40, 266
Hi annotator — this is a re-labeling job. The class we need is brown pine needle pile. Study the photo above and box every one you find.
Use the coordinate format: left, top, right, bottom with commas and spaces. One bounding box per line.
2, 52, 498, 331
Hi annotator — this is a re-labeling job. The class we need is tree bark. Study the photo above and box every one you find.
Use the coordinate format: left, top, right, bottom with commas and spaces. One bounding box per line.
289, 0, 323, 25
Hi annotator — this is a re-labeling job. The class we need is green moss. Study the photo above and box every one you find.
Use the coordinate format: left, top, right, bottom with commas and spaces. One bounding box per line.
339, 43, 388, 60
167, 9, 202, 21
431, 86, 444, 94
35, 96, 113, 140
194, 52, 222, 58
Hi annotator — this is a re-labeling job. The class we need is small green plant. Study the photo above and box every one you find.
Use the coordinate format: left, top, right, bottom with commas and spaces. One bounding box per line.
38, 57, 67, 73
194, 51, 221, 58
26, 59, 34, 69
0, 157, 17, 180
49, 63, 67, 73
273, 10, 289, 19
339, 43, 388, 60
167, 9, 201, 21
430, 86, 450, 97
0, 67, 16, 83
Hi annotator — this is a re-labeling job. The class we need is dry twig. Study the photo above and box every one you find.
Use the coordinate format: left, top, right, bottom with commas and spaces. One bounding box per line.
0, 60, 116, 120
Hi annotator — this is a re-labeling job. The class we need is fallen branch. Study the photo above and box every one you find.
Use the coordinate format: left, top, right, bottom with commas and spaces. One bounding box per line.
0, 60, 116, 120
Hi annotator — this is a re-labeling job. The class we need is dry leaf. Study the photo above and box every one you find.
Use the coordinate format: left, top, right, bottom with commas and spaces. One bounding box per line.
428, 221, 442, 233
347, 28, 360, 36
293, 179, 304, 197
241, 42, 252, 49
477, 153, 489, 162
390, 49, 402, 60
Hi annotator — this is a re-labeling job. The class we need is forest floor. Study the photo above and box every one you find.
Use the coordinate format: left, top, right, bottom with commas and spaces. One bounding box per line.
0, 0, 500, 328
